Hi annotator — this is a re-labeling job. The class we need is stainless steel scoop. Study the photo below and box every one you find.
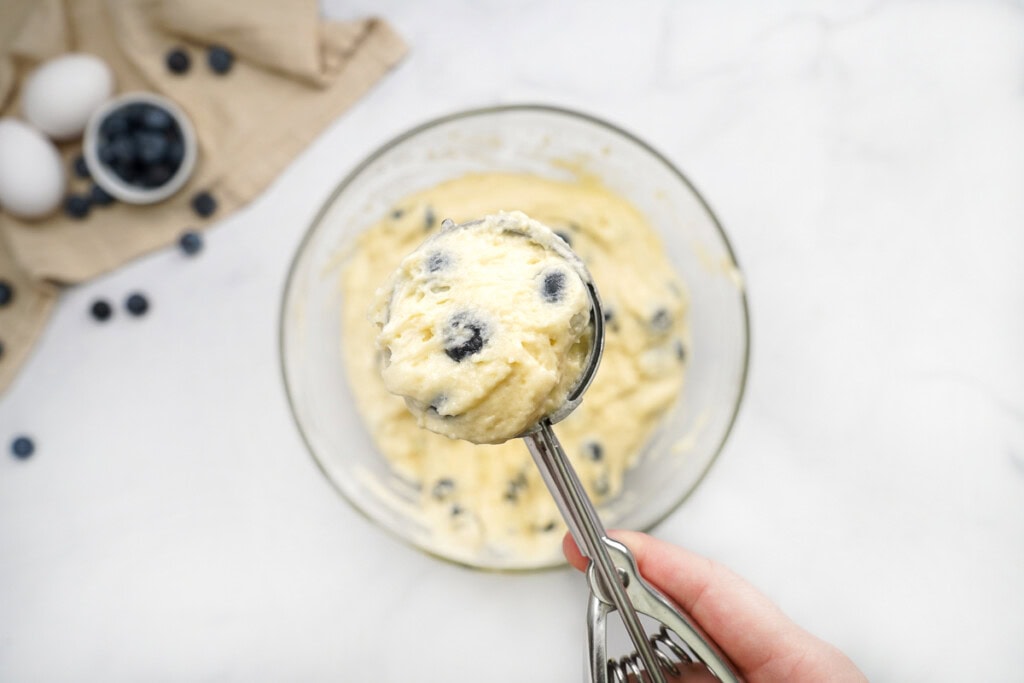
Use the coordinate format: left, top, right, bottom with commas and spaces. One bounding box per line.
440, 216, 741, 681
512, 229, 743, 683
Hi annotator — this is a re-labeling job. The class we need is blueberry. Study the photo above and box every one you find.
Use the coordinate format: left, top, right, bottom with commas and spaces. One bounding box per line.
540, 270, 566, 303
89, 184, 115, 206
166, 48, 190, 74
113, 160, 140, 183
73, 154, 90, 178
100, 113, 130, 138
554, 230, 573, 247
503, 483, 519, 503
504, 472, 528, 502
432, 478, 455, 500
90, 299, 113, 322
207, 45, 235, 74
108, 136, 137, 164
0, 279, 13, 307
136, 131, 169, 165
142, 106, 173, 130
651, 308, 672, 332
191, 191, 217, 218
585, 441, 604, 462
142, 164, 174, 188
443, 311, 488, 362
675, 340, 687, 362
178, 230, 203, 256
425, 251, 449, 273
125, 292, 149, 316
64, 195, 90, 219
122, 103, 150, 126
165, 140, 185, 167
11, 436, 34, 459
424, 205, 436, 230
98, 144, 117, 164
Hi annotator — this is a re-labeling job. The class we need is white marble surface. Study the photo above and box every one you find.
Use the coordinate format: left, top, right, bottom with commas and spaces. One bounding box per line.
2, 1, 1023, 680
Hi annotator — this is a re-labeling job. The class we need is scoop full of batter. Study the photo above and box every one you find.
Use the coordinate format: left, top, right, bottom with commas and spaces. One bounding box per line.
372, 211, 593, 445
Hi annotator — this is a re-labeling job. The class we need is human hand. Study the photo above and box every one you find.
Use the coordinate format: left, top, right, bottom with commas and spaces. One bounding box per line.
563, 531, 868, 682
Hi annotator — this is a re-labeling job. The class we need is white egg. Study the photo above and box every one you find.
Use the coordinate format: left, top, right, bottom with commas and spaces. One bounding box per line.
0, 118, 66, 220
22, 53, 115, 141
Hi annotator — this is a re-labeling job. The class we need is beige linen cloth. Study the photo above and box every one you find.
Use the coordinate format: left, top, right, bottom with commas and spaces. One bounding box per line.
0, 0, 406, 393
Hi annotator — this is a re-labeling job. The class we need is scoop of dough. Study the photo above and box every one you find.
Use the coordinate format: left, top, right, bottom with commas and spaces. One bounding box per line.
373, 211, 592, 445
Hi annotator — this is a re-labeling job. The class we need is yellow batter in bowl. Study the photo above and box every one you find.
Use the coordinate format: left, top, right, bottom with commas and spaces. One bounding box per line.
341, 172, 689, 563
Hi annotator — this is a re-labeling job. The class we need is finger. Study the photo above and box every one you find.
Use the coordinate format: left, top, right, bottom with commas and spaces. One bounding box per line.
562, 531, 589, 572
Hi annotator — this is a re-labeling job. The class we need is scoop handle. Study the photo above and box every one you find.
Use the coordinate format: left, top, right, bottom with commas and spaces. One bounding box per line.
524, 422, 668, 683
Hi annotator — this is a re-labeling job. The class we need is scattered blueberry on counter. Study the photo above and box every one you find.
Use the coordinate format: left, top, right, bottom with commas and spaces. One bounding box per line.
64, 194, 90, 219
90, 299, 113, 322
125, 292, 150, 317
0, 279, 12, 307
178, 230, 203, 255
73, 154, 90, 179
11, 436, 34, 460
191, 191, 217, 218
207, 45, 234, 74
165, 48, 191, 74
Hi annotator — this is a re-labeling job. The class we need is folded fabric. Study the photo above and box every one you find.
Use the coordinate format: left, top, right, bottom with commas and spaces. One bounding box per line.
0, 0, 406, 393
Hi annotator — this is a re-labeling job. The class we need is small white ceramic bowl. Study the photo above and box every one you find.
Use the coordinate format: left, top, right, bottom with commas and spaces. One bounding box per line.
83, 92, 197, 204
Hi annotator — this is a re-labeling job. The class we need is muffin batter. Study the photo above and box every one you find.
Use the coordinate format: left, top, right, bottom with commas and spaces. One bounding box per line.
373, 212, 593, 444
340, 172, 688, 565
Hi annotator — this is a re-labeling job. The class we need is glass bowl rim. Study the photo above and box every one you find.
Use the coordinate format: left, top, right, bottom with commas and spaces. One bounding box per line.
278, 103, 752, 572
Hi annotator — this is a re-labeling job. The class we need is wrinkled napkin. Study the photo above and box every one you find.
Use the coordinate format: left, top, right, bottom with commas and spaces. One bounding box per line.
0, 0, 406, 393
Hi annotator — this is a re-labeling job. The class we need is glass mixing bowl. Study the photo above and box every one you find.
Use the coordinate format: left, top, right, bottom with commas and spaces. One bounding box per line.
280, 105, 749, 570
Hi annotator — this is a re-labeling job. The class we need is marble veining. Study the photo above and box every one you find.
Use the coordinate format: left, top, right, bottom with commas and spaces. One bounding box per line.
0, 1, 1022, 681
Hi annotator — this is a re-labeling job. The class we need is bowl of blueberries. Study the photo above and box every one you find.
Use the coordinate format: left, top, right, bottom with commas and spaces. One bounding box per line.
83, 92, 197, 204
